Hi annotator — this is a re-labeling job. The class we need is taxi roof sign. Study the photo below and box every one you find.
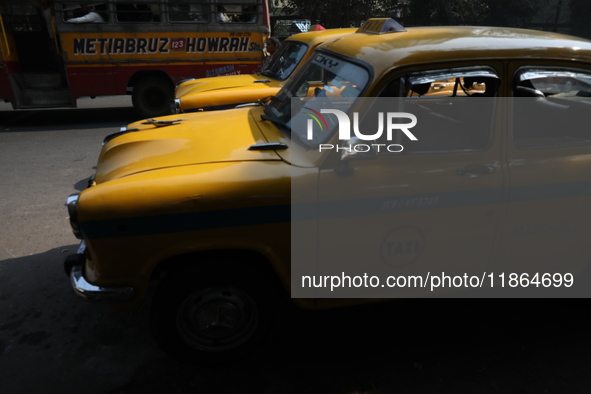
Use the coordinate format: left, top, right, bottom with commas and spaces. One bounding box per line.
357, 18, 406, 34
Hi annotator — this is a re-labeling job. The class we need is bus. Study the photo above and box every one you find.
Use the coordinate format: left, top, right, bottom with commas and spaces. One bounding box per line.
0, 0, 269, 117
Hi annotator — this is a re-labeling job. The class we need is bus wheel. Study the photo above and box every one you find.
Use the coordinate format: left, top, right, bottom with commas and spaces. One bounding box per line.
132, 76, 173, 118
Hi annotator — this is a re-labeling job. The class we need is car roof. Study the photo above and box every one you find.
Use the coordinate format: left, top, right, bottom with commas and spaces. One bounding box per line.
286, 27, 359, 46
321, 25, 591, 77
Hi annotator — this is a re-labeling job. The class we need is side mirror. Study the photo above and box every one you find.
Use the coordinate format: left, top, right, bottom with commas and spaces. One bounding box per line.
340, 137, 379, 161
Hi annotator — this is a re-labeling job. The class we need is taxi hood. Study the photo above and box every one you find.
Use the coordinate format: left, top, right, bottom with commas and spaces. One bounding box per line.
174, 74, 273, 98
178, 84, 280, 112
95, 108, 280, 184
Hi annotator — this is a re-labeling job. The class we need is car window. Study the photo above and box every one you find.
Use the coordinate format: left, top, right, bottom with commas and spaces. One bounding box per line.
265, 52, 370, 146
378, 67, 499, 154
168, 1, 207, 23
259, 41, 308, 81
513, 67, 591, 149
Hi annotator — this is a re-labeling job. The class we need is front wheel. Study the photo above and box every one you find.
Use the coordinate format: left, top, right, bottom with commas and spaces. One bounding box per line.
150, 263, 280, 364
132, 76, 174, 118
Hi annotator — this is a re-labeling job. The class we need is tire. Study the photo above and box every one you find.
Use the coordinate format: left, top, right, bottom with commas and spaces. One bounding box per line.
150, 260, 282, 364
132, 76, 174, 118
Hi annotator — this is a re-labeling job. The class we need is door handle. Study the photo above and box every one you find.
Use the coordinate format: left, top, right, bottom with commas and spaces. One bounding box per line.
456, 165, 495, 177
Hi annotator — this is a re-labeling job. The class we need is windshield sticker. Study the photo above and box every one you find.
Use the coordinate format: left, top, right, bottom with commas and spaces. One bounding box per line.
312, 54, 340, 69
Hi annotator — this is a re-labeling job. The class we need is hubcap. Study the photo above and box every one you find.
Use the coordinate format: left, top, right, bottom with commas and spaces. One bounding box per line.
176, 287, 258, 352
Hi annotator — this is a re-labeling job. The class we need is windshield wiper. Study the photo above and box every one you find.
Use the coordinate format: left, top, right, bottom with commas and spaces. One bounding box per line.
257, 95, 274, 105
261, 114, 310, 146
261, 114, 291, 132
259, 69, 280, 79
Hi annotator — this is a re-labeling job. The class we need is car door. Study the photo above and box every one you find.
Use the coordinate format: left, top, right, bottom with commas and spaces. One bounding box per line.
493, 62, 591, 292
313, 64, 506, 302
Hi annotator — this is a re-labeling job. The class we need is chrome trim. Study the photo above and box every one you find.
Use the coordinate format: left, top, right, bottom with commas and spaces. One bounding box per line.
248, 142, 288, 151
69, 242, 135, 303
77, 240, 86, 254
70, 266, 135, 303
409, 67, 499, 86
172, 98, 182, 114
254, 79, 271, 83
235, 102, 258, 108
142, 118, 185, 127
66, 193, 82, 239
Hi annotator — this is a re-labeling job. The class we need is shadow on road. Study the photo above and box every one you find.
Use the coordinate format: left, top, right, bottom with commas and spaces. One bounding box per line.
0, 106, 142, 132
111, 298, 591, 394
74, 176, 94, 192
2, 247, 590, 394
0, 246, 161, 394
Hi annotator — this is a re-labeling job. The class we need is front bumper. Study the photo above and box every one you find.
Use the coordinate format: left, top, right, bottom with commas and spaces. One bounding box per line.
66, 241, 135, 303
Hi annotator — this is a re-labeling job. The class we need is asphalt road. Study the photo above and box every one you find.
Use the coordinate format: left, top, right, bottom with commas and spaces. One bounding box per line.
0, 97, 590, 394
0, 97, 162, 394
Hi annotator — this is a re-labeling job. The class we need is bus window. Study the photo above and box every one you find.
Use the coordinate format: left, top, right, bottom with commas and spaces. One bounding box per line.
116, 1, 157, 23
241, 5, 257, 23
217, 1, 259, 24
63, 3, 108, 23
168, 0, 207, 23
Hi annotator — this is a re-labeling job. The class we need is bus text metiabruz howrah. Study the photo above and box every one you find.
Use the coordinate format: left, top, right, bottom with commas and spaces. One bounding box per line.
0, 0, 269, 117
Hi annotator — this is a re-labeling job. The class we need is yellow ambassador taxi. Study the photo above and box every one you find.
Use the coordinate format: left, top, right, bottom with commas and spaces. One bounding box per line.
65, 18, 591, 362
171, 27, 357, 114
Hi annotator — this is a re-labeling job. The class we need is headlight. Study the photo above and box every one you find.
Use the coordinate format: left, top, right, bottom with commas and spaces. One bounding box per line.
171, 98, 182, 114
66, 193, 82, 239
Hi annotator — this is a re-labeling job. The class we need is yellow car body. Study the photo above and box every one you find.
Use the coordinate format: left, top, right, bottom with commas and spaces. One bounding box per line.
65, 18, 591, 361
172, 27, 357, 113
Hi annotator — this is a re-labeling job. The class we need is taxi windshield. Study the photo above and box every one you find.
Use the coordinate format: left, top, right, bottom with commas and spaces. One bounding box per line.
263, 52, 370, 145
259, 41, 308, 81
